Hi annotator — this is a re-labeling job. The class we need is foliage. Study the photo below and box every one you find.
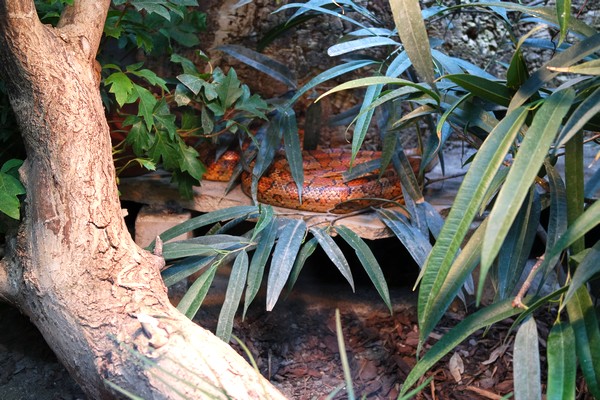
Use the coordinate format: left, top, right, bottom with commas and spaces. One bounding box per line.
159, 0, 600, 398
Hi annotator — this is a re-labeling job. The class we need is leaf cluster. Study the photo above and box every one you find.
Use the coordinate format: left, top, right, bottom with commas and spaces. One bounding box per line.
195, 0, 600, 397
153, 205, 413, 343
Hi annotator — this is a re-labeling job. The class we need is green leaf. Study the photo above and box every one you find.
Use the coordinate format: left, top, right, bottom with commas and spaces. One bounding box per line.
217, 44, 297, 89
445, 74, 512, 107
513, 317, 542, 400
418, 106, 528, 342
147, 130, 179, 170
129, 68, 168, 91
171, 53, 199, 75
131, 0, 171, 20
176, 140, 205, 181
327, 36, 399, 57
289, 59, 377, 106
215, 68, 244, 111
1, 158, 23, 175
243, 218, 278, 319
252, 205, 275, 240
276, 2, 372, 31
161, 235, 250, 260
216, 251, 249, 342
566, 287, 600, 398
177, 74, 207, 96
104, 71, 134, 107
400, 297, 523, 396
509, 33, 600, 111
335, 226, 391, 313
376, 209, 431, 267
131, 84, 157, 130
177, 263, 218, 319
266, 219, 306, 311
537, 199, 600, 281
309, 227, 354, 290
543, 162, 568, 283
124, 120, 152, 154
561, 241, 600, 311
316, 76, 438, 105
389, 0, 436, 87
281, 109, 304, 202
482, 88, 575, 275
556, 86, 600, 150
494, 187, 540, 300
161, 256, 213, 287
335, 309, 356, 400
547, 321, 576, 400
351, 84, 383, 164
548, 59, 600, 75
250, 113, 284, 203
287, 237, 319, 293
235, 86, 268, 119
0, 171, 25, 219
556, 0, 571, 45
150, 206, 258, 248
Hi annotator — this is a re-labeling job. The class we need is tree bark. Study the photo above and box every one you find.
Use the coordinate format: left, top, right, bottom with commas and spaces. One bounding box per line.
0, 1, 286, 399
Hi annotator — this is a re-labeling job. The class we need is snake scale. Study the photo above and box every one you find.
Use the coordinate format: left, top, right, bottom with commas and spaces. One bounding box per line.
203, 148, 421, 214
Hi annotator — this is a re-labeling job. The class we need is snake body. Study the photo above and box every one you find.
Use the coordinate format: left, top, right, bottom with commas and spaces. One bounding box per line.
204, 148, 420, 214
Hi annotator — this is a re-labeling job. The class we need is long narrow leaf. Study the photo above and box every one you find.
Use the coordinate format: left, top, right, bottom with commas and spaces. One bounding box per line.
446, 74, 513, 107
161, 255, 213, 287
556, 0, 571, 45
281, 109, 304, 202
538, 199, 600, 280
494, 188, 540, 301
266, 219, 306, 311
399, 297, 523, 395
566, 287, 600, 398
288, 59, 377, 106
151, 206, 258, 247
509, 33, 600, 111
335, 226, 391, 313
482, 89, 575, 275
243, 219, 278, 319
561, 241, 600, 311
555, 86, 600, 150
547, 321, 576, 400
389, 0, 436, 87
316, 76, 439, 105
287, 237, 319, 293
513, 317, 542, 400
310, 227, 354, 290
216, 251, 249, 342
418, 107, 528, 341
328, 36, 399, 57
177, 263, 218, 319
162, 236, 250, 260
376, 209, 432, 268
351, 84, 383, 164
216, 45, 297, 89
335, 309, 356, 400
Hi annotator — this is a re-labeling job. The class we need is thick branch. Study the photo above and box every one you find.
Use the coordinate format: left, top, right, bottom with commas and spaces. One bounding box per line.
58, 0, 111, 61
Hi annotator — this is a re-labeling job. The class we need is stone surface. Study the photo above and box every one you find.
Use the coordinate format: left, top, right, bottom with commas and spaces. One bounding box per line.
134, 205, 193, 247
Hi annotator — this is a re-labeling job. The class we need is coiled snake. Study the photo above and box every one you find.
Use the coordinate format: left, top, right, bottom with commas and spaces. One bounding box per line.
203, 148, 421, 214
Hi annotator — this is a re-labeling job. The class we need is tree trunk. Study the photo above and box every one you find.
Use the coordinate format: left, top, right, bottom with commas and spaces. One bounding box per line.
0, 1, 286, 399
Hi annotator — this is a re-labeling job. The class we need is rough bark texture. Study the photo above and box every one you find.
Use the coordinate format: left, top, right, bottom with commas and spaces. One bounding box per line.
0, 1, 286, 399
